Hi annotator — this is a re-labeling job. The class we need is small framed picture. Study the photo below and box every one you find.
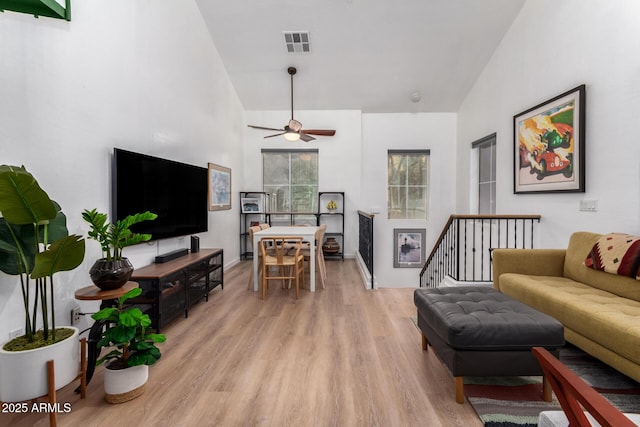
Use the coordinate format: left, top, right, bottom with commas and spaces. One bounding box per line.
208, 163, 231, 211
393, 228, 426, 268
241, 197, 262, 213
514, 84, 586, 194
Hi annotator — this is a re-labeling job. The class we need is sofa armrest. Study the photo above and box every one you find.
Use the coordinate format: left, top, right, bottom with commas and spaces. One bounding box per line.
492, 248, 566, 291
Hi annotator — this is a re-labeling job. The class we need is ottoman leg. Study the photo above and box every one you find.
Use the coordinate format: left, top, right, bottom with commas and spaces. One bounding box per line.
421, 333, 428, 351
542, 375, 552, 402
455, 377, 464, 404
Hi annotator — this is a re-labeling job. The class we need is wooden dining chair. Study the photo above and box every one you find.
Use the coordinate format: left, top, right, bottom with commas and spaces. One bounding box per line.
259, 236, 305, 300
300, 224, 327, 288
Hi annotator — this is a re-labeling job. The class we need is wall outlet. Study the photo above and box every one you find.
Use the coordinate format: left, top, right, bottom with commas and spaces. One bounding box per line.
9, 328, 23, 340
70, 306, 82, 325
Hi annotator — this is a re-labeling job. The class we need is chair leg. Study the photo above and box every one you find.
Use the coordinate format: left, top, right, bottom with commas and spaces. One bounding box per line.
316, 252, 326, 288
247, 267, 254, 290
261, 264, 267, 300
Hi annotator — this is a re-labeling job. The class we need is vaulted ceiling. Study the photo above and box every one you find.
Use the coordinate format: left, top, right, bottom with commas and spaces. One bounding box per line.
196, 0, 525, 114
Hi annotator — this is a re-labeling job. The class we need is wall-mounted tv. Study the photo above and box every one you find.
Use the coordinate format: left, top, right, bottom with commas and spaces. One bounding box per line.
112, 148, 208, 241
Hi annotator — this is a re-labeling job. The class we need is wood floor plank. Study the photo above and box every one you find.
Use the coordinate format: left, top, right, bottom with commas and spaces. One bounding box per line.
1, 259, 482, 427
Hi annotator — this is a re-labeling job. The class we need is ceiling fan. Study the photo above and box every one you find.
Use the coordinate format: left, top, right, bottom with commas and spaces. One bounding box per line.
248, 67, 336, 142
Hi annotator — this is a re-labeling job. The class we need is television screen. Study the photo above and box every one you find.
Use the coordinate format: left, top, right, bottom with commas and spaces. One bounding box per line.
112, 148, 208, 241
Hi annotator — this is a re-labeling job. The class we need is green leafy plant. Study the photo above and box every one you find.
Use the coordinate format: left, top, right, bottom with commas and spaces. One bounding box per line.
0, 165, 85, 347
92, 287, 166, 368
81, 209, 157, 261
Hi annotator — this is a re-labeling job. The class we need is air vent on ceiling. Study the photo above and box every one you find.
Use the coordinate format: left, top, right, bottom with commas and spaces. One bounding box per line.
283, 31, 310, 54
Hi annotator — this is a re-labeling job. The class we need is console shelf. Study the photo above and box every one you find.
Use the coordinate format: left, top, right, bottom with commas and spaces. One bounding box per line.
128, 248, 223, 331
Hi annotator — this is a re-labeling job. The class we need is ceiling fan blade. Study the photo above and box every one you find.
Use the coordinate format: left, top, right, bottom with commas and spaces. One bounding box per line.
264, 132, 286, 139
248, 125, 285, 132
299, 133, 315, 142
301, 129, 336, 136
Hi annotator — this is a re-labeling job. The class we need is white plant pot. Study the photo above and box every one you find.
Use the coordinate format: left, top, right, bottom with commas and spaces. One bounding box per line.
104, 363, 148, 404
0, 327, 80, 402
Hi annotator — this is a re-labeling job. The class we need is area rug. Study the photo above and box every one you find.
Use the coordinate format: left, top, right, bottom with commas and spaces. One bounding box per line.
409, 316, 640, 426
464, 345, 640, 427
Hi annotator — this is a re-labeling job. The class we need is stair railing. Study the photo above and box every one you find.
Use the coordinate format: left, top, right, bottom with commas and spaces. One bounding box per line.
357, 210, 375, 289
419, 214, 541, 288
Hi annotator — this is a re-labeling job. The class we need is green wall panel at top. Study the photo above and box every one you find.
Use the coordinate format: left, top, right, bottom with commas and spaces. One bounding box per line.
0, 0, 71, 21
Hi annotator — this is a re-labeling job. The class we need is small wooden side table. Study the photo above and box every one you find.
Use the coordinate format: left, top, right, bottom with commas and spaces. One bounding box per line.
74, 281, 138, 385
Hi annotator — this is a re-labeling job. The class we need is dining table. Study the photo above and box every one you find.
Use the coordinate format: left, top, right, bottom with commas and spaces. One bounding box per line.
253, 225, 320, 293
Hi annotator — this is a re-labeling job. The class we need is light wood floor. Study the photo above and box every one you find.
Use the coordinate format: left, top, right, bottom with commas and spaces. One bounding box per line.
2, 259, 482, 427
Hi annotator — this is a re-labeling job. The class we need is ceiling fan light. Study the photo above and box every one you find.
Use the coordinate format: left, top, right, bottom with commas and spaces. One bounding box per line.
284, 130, 300, 141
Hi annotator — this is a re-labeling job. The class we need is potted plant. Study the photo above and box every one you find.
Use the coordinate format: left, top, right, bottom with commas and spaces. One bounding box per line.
81, 208, 157, 290
92, 287, 166, 403
0, 165, 86, 402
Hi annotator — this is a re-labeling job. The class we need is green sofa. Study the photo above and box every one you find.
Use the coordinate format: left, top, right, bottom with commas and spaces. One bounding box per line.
492, 231, 640, 383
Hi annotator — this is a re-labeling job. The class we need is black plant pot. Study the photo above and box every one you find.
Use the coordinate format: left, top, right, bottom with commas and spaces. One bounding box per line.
89, 258, 134, 291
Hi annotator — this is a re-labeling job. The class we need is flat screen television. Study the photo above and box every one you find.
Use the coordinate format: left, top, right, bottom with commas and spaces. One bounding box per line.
112, 148, 208, 241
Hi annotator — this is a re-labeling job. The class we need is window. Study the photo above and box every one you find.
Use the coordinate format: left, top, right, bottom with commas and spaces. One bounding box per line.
262, 149, 318, 213
387, 150, 430, 219
472, 134, 496, 214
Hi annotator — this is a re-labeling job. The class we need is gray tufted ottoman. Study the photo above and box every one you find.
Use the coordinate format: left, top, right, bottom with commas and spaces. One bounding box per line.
414, 286, 565, 404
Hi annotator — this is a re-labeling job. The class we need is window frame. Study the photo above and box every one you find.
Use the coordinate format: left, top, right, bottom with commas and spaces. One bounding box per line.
261, 149, 319, 214
387, 149, 430, 220
472, 133, 497, 215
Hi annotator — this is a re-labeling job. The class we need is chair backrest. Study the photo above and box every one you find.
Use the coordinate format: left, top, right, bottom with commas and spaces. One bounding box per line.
532, 347, 636, 427
316, 224, 327, 248
260, 236, 303, 263
248, 225, 262, 250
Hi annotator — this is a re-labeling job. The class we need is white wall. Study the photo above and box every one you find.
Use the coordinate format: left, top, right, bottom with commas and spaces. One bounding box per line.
244, 110, 362, 257
362, 113, 457, 287
0, 1, 244, 341
244, 110, 457, 288
457, 0, 640, 248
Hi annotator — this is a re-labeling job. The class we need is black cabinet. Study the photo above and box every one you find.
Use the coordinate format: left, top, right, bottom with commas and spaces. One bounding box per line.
129, 249, 223, 331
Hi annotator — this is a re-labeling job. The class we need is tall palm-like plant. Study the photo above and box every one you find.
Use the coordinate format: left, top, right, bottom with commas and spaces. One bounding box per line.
0, 165, 85, 345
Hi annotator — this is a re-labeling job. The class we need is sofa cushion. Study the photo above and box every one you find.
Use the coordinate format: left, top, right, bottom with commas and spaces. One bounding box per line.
564, 231, 640, 301
584, 233, 640, 278
499, 273, 640, 367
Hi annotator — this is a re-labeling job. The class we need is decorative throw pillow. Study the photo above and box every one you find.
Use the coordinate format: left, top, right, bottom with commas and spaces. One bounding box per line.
584, 233, 640, 279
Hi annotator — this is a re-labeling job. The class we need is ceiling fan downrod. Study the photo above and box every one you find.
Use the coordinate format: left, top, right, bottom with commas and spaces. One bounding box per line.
288, 66, 296, 121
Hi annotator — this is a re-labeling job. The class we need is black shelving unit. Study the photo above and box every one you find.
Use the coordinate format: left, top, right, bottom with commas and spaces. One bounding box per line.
239, 191, 269, 259
239, 191, 345, 260
318, 192, 345, 260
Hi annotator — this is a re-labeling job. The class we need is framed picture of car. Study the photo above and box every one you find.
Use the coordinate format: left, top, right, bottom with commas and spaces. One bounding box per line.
514, 84, 585, 194
393, 228, 426, 268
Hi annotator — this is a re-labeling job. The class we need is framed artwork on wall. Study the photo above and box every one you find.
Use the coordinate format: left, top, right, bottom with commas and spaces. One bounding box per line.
513, 84, 586, 194
393, 228, 426, 268
241, 197, 263, 213
208, 163, 231, 211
